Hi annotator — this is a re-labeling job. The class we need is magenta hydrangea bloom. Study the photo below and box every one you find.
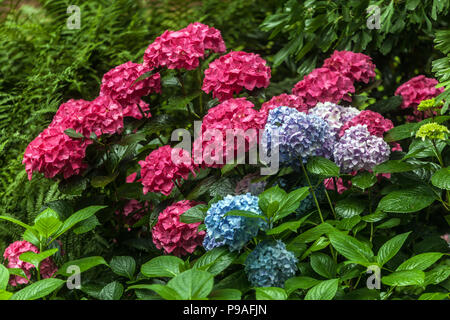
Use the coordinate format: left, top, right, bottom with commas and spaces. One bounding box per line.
143, 22, 226, 70
122, 100, 151, 120
395, 75, 444, 121
100, 61, 161, 118
3, 241, 58, 286
323, 50, 376, 83
51, 96, 123, 137
339, 110, 393, 138
116, 199, 148, 231
23, 126, 90, 180
152, 200, 205, 257
334, 125, 390, 173
259, 93, 308, 122
308, 102, 360, 137
292, 68, 355, 109
139, 145, 198, 196
193, 98, 265, 167
202, 51, 271, 101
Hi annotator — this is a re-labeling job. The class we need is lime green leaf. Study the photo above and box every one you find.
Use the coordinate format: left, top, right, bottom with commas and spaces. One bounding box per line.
431, 167, 450, 190
11, 278, 65, 300
258, 185, 286, 214
267, 214, 311, 235
193, 247, 236, 276
56, 205, 107, 238
141, 256, 184, 278
328, 231, 374, 264
99, 281, 124, 300
351, 172, 377, 190
382, 270, 425, 287
396, 253, 444, 271
167, 269, 214, 300
376, 232, 411, 266
310, 253, 336, 279
34, 208, 62, 238
377, 186, 436, 213
19, 248, 58, 269
418, 292, 449, 300
255, 287, 287, 300
57, 256, 108, 277
275, 187, 310, 221
0, 265, 9, 290
304, 279, 339, 300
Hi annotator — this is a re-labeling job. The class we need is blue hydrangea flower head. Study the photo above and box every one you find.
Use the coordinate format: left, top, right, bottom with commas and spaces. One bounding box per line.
203, 193, 267, 252
261, 106, 335, 167
245, 240, 298, 287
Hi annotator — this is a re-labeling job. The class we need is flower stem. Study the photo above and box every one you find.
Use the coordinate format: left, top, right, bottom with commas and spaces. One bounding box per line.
300, 161, 324, 223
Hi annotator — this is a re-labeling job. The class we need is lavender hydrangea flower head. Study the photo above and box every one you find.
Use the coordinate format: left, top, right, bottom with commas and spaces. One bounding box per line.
333, 124, 390, 173
245, 240, 297, 288
308, 102, 360, 138
203, 193, 267, 252
261, 106, 335, 167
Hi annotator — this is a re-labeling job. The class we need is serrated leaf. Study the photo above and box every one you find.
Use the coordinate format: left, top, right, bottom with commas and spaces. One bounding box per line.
373, 160, 418, 174
110, 256, 136, 280
57, 256, 108, 277
0, 265, 9, 290
396, 253, 444, 271
304, 279, 339, 300
431, 167, 450, 190
10, 278, 65, 300
377, 185, 436, 213
328, 231, 374, 265
275, 187, 310, 221
376, 232, 411, 266
99, 281, 124, 300
284, 276, 321, 295
310, 253, 336, 279
307, 157, 340, 177
335, 198, 365, 218
351, 172, 377, 190
382, 270, 424, 287
141, 256, 184, 278
180, 204, 208, 224
167, 269, 214, 300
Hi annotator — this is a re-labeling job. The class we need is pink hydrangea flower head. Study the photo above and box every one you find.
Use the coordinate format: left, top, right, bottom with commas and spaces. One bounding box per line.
202, 51, 271, 101
139, 145, 198, 196
100, 61, 161, 111
122, 100, 151, 120
23, 126, 90, 180
116, 199, 148, 230
193, 98, 265, 167
3, 241, 57, 286
82, 95, 124, 137
292, 68, 355, 109
51, 96, 124, 137
259, 94, 308, 123
339, 110, 393, 138
152, 200, 205, 256
323, 50, 376, 83
143, 22, 225, 70
395, 75, 444, 121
